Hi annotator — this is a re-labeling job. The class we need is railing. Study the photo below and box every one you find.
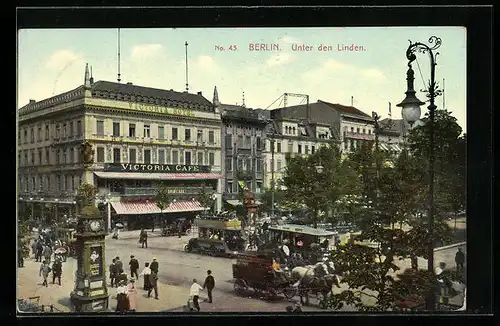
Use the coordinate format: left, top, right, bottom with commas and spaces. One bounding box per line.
344, 131, 375, 141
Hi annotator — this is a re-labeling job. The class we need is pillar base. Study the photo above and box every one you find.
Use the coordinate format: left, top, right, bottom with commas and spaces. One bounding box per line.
70, 291, 110, 312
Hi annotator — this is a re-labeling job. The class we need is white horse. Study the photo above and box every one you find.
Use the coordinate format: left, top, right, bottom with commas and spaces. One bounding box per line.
291, 260, 341, 306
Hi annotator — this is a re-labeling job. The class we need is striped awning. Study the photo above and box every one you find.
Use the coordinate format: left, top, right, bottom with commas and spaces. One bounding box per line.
94, 172, 222, 180
110, 200, 206, 215
380, 143, 389, 151
225, 199, 262, 206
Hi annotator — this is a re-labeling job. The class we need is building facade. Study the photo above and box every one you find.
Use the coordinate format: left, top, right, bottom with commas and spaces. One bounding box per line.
377, 118, 409, 154
214, 87, 268, 207
18, 64, 223, 230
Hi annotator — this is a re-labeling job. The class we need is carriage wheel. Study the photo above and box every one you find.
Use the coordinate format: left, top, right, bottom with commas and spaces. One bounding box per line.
266, 287, 278, 301
253, 287, 265, 299
283, 286, 298, 300
233, 279, 246, 295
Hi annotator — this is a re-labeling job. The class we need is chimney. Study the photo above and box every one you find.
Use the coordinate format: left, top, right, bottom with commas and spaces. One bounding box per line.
29, 99, 36, 104
127, 82, 133, 85
197, 91, 202, 96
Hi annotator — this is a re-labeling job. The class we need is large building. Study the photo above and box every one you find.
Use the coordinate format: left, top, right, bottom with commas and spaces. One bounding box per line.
18, 64, 224, 230
377, 118, 409, 153
214, 87, 268, 207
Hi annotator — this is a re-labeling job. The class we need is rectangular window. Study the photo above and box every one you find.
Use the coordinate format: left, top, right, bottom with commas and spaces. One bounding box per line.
38, 150, 42, 165
238, 135, 243, 147
246, 158, 252, 171
24, 152, 28, 166
144, 149, 151, 164
237, 158, 243, 171
70, 148, 74, 163
277, 142, 282, 153
172, 150, 179, 164
97, 147, 105, 163
96, 120, 104, 136
63, 123, 67, 138
158, 149, 165, 164
113, 148, 121, 163
172, 127, 178, 140
69, 122, 73, 136
357, 128, 360, 133
225, 135, 232, 149
56, 150, 60, 164
277, 160, 282, 172
298, 144, 302, 154
312, 145, 316, 154
47, 175, 51, 191
227, 182, 233, 193
209, 152, 215, 166
31, 151, 35, 165
245, 136, 251, 148
129, 123, 136, 137
185, 151, 191, 165
256, 159, 262, 172
197, 130, 203, 142
305, 145, 309, 154
37, 127, 42, 142
62, 149, 66, 164
288, 142, 293, 153
369, 130, 372, 135
144, 125, 151, 138
225, 157, 232, 171
256, 182, 262, 193
77, 120, 82, 136
363, 128, 366, 134
256, 137, 262, 149
197, 152, 204, 165
209, 131, 215, 143
31, 128, 35, 143
166, 149, 171, 164
24, 129, 28, 144
113, 122, 120, 136
344, 141, 348, 150
185, 128, 191, 141
46, 149, 50, 165
129, 149, 136, 163
351, 127, 354, 132
158, 126, 165, 139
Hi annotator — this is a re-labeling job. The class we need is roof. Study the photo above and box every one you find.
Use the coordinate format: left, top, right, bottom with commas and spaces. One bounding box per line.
268, 224, 337, 237
90, 81, 214, 112
379, 118, 408, 135
318, 100, 372, 118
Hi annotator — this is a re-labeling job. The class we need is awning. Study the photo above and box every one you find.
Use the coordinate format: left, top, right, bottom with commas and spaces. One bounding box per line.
225, 199, 262, 206
110, 200, 206, 215
380, 143, 389, 151
94, 172, 223, 180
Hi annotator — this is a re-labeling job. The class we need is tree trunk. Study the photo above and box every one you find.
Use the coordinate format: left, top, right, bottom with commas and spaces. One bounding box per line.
313, 209, 318, 229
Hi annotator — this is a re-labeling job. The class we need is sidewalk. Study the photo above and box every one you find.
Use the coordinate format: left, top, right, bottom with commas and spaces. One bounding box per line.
17, 256, 190, 313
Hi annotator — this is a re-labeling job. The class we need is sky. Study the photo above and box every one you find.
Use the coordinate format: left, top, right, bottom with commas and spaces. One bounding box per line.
17, 27, 466, 132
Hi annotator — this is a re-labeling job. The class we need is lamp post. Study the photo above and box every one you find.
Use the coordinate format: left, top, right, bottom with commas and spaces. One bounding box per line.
397, 36, 442, 311
211, 194, 217, 214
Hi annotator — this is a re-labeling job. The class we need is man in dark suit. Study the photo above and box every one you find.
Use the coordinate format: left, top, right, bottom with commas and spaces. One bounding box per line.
150, 257, 159, 274
203, 270, 215, 303
129, 255, 139, 279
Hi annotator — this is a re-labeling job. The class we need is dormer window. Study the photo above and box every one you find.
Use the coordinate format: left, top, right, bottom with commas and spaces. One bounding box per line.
292, 127, 296, 135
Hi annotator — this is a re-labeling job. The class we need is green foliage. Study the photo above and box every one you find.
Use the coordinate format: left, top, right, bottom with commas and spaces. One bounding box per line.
197, 184, 213, 215
260, 187, 286, 214
81, 205, 101, 218
76, 183, 98, 207
18, 219, 31, 258
155, 185, 171, 212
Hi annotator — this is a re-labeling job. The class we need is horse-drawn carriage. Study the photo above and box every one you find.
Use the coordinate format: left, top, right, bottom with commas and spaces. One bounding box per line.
184, 217, 245, 257
232, 251, 298, 300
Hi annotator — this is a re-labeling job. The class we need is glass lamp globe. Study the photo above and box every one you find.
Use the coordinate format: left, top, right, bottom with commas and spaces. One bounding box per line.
315, 165, 324, 174
401, 104, 422, 126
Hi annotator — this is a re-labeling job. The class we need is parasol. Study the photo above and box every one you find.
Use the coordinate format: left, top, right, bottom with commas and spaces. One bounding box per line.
282, 245, 290, 256
54, 247, 67, 254
115, 223, 124, 229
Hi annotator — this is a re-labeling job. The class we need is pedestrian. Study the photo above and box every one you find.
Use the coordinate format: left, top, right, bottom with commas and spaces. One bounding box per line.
139, 229, 148, 248
150, 257, 159, 274
31, 240, 37, 258
139, 262, 152, 291
35, 241, 43, 262
115, 280, 130, 313
117, 269, 128, 285
203, 270, 215, 303
39, 260, 51, 287
109, 258, 118, 287
190, 279, 204, 312
455, 248, 465, 273
115, 256, 123, 273
126, 278, 138, 312
43, 245, 53, 264
177, 221, 183, 238
148, 271, 159, 299
411, 253, 419, 270
129, 255, 139, 280
51, 257, 62, 285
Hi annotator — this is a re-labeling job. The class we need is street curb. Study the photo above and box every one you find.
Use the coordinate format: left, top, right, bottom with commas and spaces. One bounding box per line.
434, 242, 466, 252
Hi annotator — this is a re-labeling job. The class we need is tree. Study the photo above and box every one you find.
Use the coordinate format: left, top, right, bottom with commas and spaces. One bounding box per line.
282, 144, 354, 228
155, 184, 171, 221
76, 182, 98, 207
325, 149, 453, 311
260, 187, 286, 215
197, 183, 214, 217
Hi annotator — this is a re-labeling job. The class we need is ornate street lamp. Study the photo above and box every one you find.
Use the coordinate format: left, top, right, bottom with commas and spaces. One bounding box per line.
397, 35, 442, 311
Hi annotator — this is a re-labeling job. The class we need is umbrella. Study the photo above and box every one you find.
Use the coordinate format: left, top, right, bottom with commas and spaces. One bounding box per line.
115, 223, 124, 229
54, 247, 67, 254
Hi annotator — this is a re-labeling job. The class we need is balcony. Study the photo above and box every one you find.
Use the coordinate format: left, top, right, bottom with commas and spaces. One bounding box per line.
121, 187, 215, 196
344, 132, 375, 141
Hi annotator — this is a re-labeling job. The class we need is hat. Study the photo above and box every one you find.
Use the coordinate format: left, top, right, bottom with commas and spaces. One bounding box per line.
152, 257, 157, 260
130, 278, 135, 282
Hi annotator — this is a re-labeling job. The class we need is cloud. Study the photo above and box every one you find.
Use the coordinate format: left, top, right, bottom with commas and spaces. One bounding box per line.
130, 44, 163, 60
280, 36, 299, 44
195, 55, 216, 71
323, 59, 351, 71
360, 68, 387, 81
45, 50, 85, 70
266, 52, 292, 67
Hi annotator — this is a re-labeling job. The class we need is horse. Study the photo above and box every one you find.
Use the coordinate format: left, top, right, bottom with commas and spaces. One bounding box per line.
292, 261, 342, 307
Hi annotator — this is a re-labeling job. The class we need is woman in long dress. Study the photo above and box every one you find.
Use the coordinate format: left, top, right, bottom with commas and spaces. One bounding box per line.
139, 262, 152, 291
127, 278, 138, 312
